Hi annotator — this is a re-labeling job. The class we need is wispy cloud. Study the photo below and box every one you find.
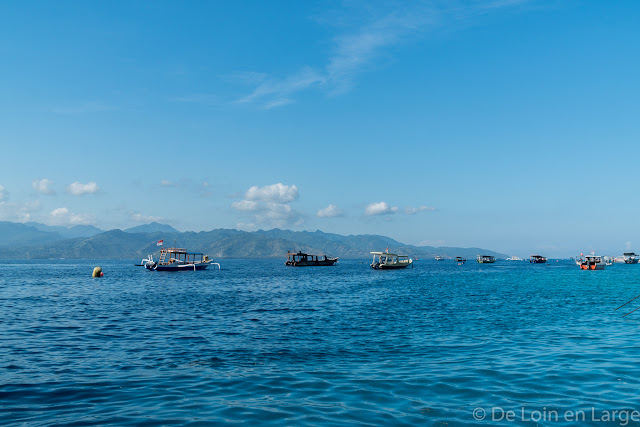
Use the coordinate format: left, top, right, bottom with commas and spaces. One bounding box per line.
0, 199, 41, 222
129, 211, 162, 223
160, 180, 177, 188
405, 205, 436, 215
50, 207, 94, 225
237, 1, 532, 108
33, 178, 55, 195
67, 181, 100, 196
237, 67, 325, 108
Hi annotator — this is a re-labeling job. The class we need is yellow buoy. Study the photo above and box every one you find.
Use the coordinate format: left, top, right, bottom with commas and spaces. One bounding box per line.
92, 266, 103, 277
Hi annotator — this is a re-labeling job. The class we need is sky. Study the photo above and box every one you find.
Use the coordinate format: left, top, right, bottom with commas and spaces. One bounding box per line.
0, 0, 639, 258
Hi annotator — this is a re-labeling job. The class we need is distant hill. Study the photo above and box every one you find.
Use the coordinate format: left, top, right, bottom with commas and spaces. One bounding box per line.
26, 222, 103, 239
0, 221, 62, 248
124, 222, 180, 234
0, 222, 507, 260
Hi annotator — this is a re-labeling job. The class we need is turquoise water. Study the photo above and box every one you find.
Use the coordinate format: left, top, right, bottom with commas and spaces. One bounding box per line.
2, 259, 640, 425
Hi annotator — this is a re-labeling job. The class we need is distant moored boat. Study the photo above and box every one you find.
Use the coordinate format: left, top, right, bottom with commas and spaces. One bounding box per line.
145, 246, 219, 271
285, 251, 338, 266
529, 255, 547, 264
371, 251, 413, 269
476, 255, 496, 263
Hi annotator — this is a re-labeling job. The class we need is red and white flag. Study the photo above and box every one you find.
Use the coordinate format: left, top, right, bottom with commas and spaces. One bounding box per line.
157, 240, 163, 246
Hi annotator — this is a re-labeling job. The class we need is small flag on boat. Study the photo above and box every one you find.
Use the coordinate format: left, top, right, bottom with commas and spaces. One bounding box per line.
385, 247, 389, 253
157, 240, 163, 246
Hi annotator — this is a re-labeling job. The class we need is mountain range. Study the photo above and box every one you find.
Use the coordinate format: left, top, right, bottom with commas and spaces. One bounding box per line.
0, 221, 506, 260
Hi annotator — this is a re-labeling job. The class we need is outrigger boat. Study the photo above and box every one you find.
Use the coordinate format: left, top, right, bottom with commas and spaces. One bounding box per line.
455, 256, 467, 263
476, 255, 496, 263
371, 252, 413, 269
529, 254, 547, 263
285, 251, 338, 266
145, 247, 220, 271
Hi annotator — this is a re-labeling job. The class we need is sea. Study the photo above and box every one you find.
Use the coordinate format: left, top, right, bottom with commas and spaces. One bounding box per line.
2, 259, 640, 426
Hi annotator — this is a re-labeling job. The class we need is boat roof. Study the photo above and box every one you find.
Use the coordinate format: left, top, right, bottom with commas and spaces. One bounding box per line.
286, 252, 329, 256
161, 247, 204, 255
624, 252, 638, 256
371, 251, 407, 257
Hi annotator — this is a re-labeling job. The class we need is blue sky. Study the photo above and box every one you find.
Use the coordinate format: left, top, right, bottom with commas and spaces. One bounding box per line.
1, 0, 639, 257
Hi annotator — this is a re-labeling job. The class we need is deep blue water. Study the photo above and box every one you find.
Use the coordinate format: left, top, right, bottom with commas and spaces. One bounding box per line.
2, 259, 640, 425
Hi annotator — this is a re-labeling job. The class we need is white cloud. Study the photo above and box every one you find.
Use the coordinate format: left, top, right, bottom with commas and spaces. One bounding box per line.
0, 199, 40, 222
232, 183, 303, 228
130, 211, 162, 223
245, 183, 299, 203
365, 201, 399, 216
231, 200, 259, 211
160, 180, 175, 187
32, 178, 55, 195
317, 204, 344, 217
67, 181, 100, 196
0, 185, 7, 201
405, 205, 436, 215
50, 207, 93, 225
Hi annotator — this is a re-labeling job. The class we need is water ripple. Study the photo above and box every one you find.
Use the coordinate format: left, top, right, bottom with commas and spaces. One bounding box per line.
2, 259, 640, 425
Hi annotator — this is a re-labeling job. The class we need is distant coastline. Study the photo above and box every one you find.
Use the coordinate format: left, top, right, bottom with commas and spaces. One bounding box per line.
0, 221, 506, 260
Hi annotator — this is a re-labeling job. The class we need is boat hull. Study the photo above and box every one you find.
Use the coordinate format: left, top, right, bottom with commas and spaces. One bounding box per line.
580, 264, 605, 270
285, 259, 337, 267
371, 263, 412, 269
148, 262, 212, 271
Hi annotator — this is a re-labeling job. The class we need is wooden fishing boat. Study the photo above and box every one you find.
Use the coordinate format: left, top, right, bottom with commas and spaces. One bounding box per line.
285, 251, 338, 266
624, 252, 639, 264
455, 256, 467, 263
476, 255, 496, 263
145, 247, 219, 271
371, 252, 413, 269
529, 254, 547, 263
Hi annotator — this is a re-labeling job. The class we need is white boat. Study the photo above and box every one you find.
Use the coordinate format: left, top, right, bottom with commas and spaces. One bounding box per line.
434, 255, 445, 261
476, 255, 496, 263
624, 252, 639, 264
145, 247, 220, 271
371, 252, 413, 269
578, 254, 605, 270
505, 256, 523, 261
